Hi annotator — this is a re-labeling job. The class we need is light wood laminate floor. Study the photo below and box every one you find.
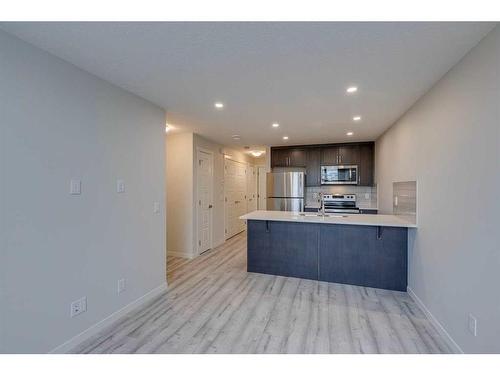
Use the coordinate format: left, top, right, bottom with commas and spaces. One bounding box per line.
73, 231, 452, 354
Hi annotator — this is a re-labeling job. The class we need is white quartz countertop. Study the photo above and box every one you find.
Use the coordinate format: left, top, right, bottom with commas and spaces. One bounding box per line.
240, 210, 417, 228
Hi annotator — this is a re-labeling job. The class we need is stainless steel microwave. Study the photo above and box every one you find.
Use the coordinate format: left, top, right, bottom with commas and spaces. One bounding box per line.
321, 165, 358, 185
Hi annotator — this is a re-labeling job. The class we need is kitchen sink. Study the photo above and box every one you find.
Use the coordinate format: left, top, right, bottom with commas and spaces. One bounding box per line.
298, 213, 348, 218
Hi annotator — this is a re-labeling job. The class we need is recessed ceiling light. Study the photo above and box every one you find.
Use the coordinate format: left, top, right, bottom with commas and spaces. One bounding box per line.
214, 102, 224, 109
272, 123, 280, 128
232, 135, 241, 140
346, 86, 358, 94
347, 132, 354, 136
353, 116, 362, 121
250, 151, 263, 157
283, 136, 289, 140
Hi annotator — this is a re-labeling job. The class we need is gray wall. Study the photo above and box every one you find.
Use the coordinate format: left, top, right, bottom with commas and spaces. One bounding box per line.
375, 26, 500, 353
0, 30, 166, 353
166, 132, 194, 257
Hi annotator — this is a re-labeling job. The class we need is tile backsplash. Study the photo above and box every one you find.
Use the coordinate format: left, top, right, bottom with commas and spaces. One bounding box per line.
393, 181, 417, 221
306, 185, 378, 209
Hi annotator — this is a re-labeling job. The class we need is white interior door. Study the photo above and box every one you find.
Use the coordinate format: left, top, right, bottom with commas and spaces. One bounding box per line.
247, 165, 257, 213
257, 166, 267, 210
197, 149, 213, 254
224, 158, 247, 239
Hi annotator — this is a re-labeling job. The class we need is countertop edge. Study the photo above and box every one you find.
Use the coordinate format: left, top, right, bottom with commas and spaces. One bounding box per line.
240, 211, 417, 228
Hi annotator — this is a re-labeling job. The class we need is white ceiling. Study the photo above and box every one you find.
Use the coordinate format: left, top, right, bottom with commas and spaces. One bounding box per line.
1, 22, 495, 149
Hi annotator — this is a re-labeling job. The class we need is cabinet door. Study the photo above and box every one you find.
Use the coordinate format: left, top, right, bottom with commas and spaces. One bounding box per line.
318, 224, 407, 291
271, 148, 290, 167
319, 224, 378, 287
337, 144, 359, 165
288, 148, 307, 167
305, 148, 321, 186
376, 226, 408, 291
268, 221, 319, 280
358, 143, 374, 186
321, 146, 339, 165
247, 220, 272, 274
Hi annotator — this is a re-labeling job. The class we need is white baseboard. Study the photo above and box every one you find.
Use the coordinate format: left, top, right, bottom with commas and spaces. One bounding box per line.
407, 287, 463, 354
49, 282, 168, 354
167, 250, 195, 259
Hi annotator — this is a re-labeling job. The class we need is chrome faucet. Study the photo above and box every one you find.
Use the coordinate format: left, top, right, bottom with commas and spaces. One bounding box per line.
318, 192, 326, 216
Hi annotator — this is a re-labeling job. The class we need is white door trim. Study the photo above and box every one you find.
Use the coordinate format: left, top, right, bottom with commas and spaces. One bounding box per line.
196, 147, 214, 255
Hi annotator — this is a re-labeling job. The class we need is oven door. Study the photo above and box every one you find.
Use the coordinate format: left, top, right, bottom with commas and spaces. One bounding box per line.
321, 165, 358, 185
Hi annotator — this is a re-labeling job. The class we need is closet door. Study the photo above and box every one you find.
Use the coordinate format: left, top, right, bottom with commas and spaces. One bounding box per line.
225, 158, 247, 239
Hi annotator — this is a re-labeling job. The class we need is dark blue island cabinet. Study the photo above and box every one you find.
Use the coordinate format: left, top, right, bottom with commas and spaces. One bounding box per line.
247, 220, 408, 291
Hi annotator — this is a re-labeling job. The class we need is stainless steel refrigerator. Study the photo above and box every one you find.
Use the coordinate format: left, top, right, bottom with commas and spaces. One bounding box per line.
266, 172, 305, 212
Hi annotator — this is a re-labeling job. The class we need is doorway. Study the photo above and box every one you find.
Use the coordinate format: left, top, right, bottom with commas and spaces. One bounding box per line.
196, 148, 214, 255
224, 158, 247, 239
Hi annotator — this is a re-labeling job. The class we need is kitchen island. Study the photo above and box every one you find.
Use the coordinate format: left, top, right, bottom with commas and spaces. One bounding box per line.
240, 210, 416, 291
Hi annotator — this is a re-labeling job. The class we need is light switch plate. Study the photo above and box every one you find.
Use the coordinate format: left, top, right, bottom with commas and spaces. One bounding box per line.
116, 179, 125, 193
70, 179, 81, 195
118, 278, 126, 294
153, 201, 160, 214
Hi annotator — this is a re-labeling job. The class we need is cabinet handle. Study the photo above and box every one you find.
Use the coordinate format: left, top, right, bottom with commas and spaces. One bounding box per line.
266, 220, 270, 232
377, 226, 383, 240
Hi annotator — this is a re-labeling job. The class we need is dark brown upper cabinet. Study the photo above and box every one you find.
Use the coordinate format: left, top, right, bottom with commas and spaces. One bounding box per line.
320, 144, 359, 165
271, 141, 375, 186
305, 148, 321, 186
271, 148, 290, 167
320, 146, 339, 165
270, 147, 306, 168
358, 143, 374, 186
337, 144, 359, 165
288, 148, 307, 167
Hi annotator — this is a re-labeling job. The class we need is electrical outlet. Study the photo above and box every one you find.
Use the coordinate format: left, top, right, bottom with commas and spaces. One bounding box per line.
468, 314, 477, 336
365, 193, 370, 200
153, 201, 160, 214
118, 278, 126, 294
116, 179, 125, 193
70, 297, 87, 317
70, 179, 81, 195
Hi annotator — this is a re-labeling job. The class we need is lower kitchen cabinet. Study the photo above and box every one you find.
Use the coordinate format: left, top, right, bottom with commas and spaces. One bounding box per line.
318, 224, 407, 291
247, 220, 319, 280
247, 220, 408, 291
